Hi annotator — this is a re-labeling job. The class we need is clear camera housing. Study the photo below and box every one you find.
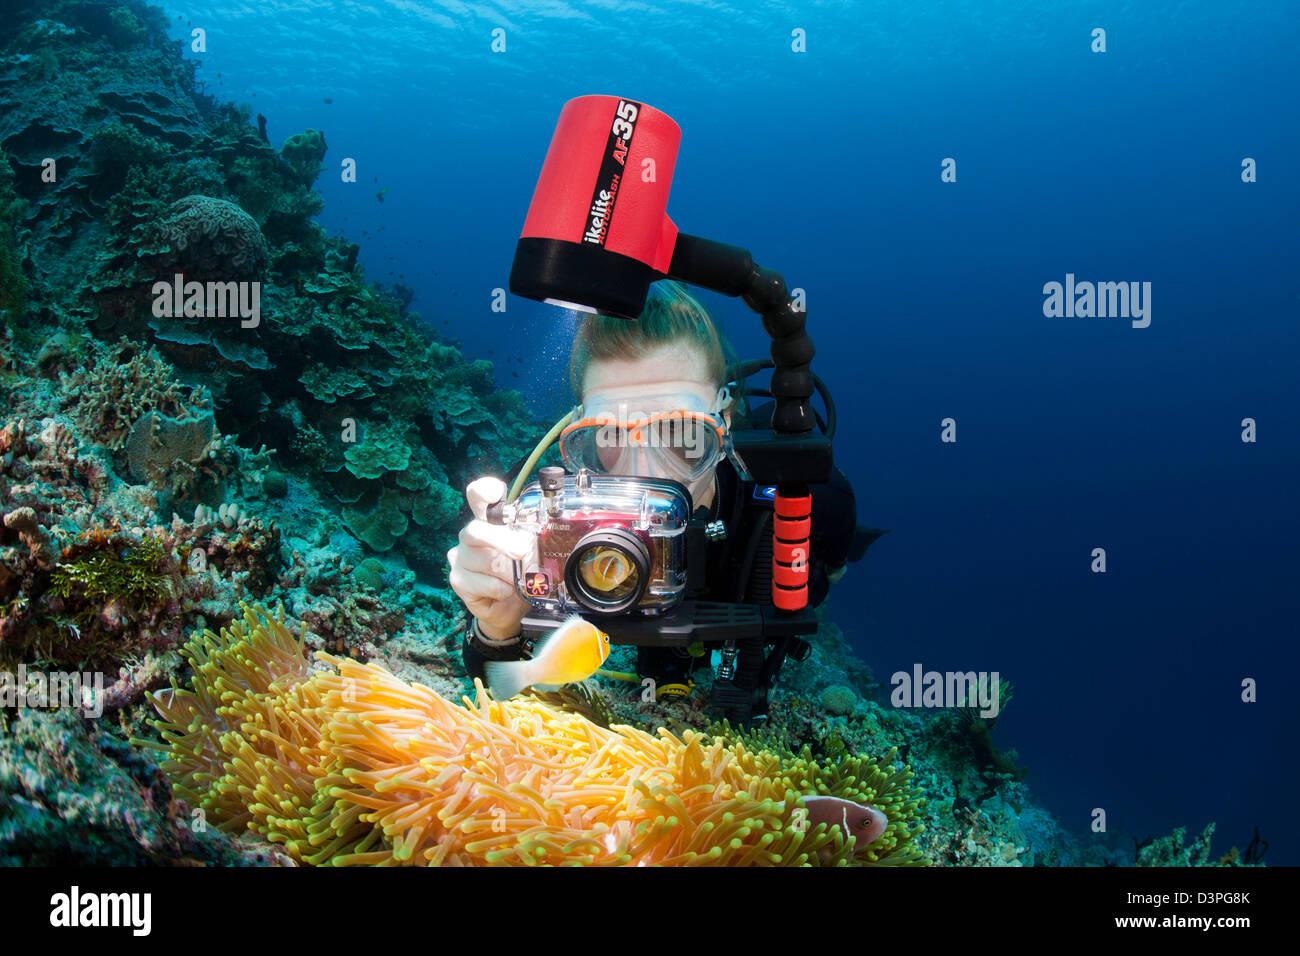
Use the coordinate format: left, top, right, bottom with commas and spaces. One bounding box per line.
508, 469, 691, 617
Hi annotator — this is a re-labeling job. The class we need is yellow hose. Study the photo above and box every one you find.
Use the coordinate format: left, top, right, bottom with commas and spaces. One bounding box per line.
596, 669, 640, 683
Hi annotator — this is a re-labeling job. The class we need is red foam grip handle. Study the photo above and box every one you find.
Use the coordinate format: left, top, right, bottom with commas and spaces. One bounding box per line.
772, 561, 807, 586
772, 582, 806, 610
773, 515, 811, 540
772, 539, 807, 563
773, 491, 811, 609
774, 493, 811, 518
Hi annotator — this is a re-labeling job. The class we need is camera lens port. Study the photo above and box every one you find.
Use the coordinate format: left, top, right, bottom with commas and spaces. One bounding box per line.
565, 527, 650, 614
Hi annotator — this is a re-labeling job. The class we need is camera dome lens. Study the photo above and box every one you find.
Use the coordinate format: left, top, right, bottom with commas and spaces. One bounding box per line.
566, 529, 650, 614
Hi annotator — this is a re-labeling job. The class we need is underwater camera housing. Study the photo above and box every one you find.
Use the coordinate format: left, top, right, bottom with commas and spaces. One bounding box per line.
492, 466, 691, 617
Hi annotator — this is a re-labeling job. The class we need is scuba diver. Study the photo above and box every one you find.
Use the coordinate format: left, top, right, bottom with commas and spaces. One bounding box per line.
447, 279, 874, 726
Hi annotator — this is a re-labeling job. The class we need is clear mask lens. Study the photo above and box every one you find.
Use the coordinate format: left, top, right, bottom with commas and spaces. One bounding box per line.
561, 409, 725, 482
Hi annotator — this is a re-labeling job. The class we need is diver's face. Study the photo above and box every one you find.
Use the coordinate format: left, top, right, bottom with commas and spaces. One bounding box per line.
582, 344, 730, 505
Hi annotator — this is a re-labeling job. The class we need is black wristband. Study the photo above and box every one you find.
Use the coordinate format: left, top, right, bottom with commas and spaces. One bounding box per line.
462, 618, 527, 686
470, 617, 522, 648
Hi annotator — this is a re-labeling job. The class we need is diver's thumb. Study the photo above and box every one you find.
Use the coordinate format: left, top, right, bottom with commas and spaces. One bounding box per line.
465, 476, 508, 522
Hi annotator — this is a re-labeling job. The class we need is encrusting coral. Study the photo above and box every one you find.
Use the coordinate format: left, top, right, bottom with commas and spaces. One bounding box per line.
135, 604, 926, 866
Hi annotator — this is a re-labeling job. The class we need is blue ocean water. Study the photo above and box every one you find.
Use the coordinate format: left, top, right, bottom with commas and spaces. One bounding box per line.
163, 0, 1300, 863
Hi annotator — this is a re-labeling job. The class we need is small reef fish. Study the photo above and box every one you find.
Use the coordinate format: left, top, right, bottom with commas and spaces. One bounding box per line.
773, 795, 888, 857
483, 615, 611, 701
797, 795, 889, 857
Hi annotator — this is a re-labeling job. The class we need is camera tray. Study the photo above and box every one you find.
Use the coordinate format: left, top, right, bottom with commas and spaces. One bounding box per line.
519, 599, 819, 648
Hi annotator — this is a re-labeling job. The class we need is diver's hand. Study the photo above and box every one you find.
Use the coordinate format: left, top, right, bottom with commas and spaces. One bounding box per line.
446, 477, 534, 641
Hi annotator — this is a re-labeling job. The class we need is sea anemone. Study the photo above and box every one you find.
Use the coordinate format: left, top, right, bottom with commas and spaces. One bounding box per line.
135, 604, 926, 866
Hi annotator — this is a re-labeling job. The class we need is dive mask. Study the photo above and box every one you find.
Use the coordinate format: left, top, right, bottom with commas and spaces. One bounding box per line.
559, 386, 733, 485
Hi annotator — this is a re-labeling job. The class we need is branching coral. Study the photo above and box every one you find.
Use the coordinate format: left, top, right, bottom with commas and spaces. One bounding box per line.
59, 337, 207, 449
3, 506, 56, 569
287, 424, 327, 468
137, 604, 927, 866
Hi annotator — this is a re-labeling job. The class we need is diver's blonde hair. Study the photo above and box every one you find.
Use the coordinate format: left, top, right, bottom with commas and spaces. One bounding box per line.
568, 280, 735, 401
